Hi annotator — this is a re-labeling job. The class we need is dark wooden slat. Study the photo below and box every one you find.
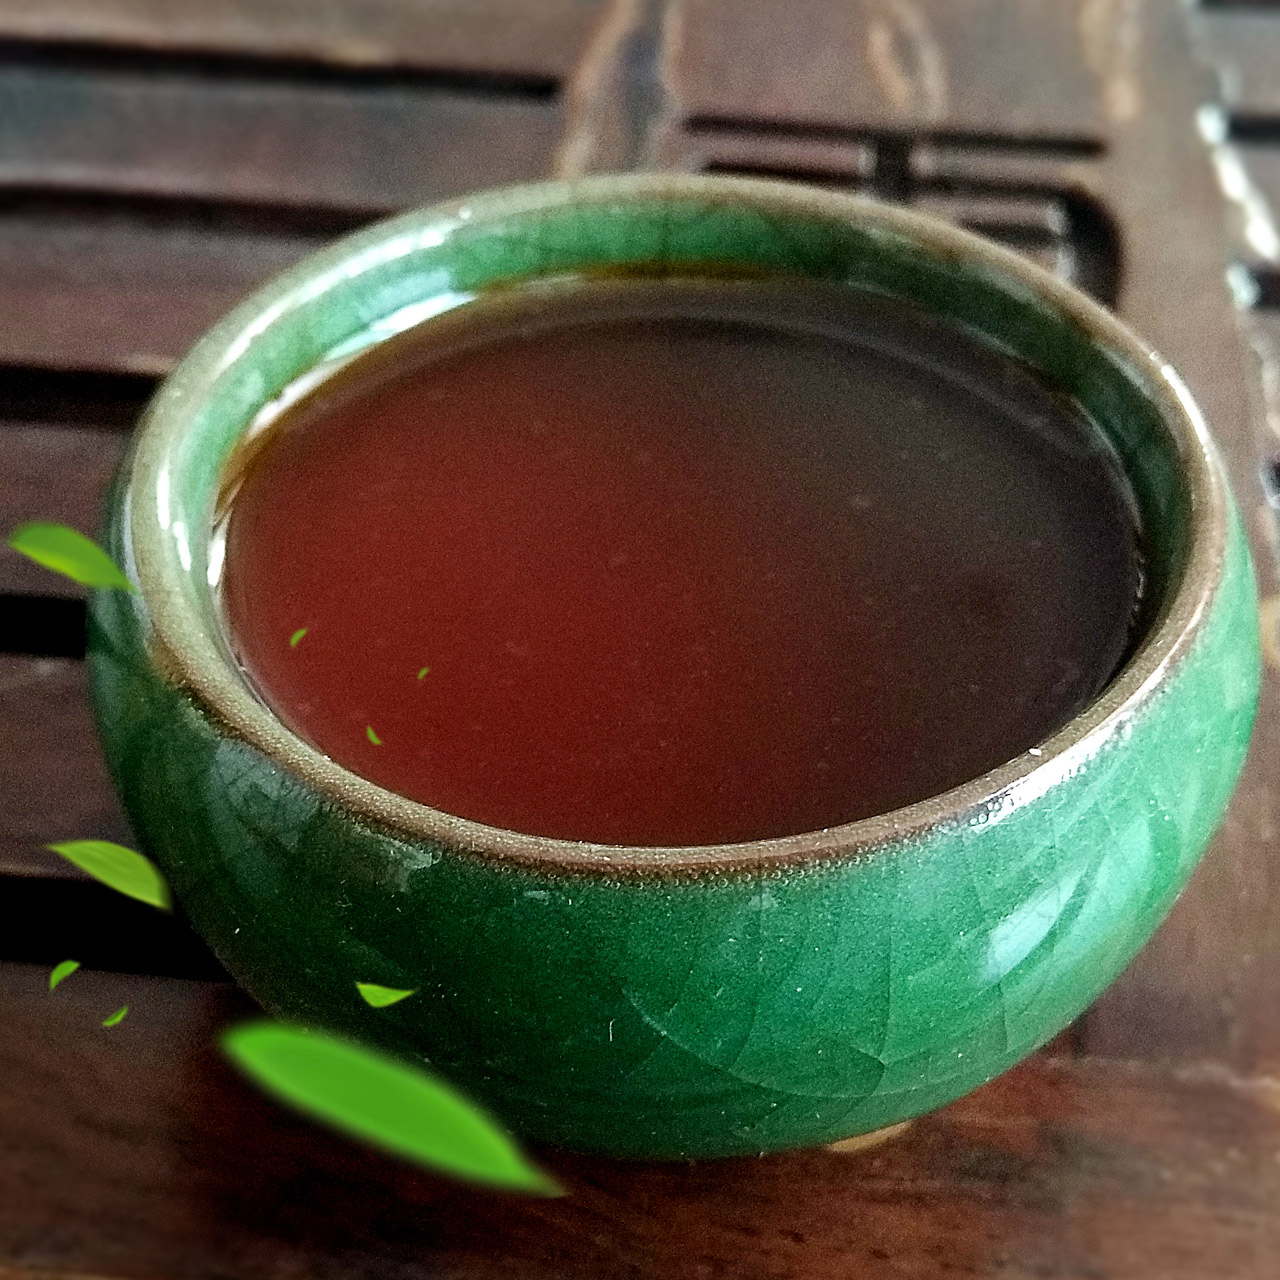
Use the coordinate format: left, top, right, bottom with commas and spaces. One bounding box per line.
0, 958, 1277, 1279
0, 427, 126, 596
666, 0, 1109, 139
0, 66, 561, 216
1193, 11, 1280, 117
0, 0, 608, 81
0, 203, 318, 374
0, 655, 129, 877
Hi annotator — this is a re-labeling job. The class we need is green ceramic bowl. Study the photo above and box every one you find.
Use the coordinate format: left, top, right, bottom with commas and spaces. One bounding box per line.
88, 174, 1260, 1159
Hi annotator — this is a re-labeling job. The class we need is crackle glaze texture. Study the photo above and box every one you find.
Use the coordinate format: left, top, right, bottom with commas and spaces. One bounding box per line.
88, 177, 1260, 1157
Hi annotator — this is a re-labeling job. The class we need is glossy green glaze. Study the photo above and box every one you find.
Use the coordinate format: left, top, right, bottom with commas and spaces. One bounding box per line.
88, 176, 1260, 1158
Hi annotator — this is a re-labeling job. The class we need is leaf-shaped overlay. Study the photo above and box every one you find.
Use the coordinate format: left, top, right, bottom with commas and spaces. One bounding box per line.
6, 522, 135, 591
222, 1021, 561, 1195
46, 840, 171, 910
357, 982, 417, 1008
290, 628, 308, 648
366, 725, 382, 745
49, 960, 80, 991
102, 1006, 129, 1028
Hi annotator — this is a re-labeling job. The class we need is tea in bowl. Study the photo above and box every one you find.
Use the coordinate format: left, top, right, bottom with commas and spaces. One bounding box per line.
88, 174, 1260, 1158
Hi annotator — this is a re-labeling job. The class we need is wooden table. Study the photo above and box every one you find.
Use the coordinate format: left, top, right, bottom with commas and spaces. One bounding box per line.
3, 3, 1280, 1275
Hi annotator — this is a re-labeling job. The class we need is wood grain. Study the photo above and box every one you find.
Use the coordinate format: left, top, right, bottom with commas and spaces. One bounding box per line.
664, 0, 1108, 139
0, 64, 561, 216
0, 655, 129, 877
0, 960, 1276, 1279
0, 427, 126, 597
0, 0, 609, 82
0, 201, 318, 374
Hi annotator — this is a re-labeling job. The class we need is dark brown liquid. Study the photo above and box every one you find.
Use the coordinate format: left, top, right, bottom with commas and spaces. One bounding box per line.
219, 277, 1142, 846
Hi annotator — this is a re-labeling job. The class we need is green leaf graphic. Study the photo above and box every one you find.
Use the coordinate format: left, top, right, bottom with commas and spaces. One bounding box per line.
290, 627, 308, 648
222, 1021, 561, 1195
366, 725, 382, 745
102, 1006, 129, 1028
417, 666, 431, 680
357, 982, 417, 1008
46, 840, 171, 909
49, 960, 80, 991
6, 522, 135, 591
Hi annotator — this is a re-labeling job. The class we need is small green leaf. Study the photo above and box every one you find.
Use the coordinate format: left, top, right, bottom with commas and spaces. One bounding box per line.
46, 840, 171, 909
290, 627, 308, 648
222, 1021, 560, 1195
366, 725, 382, 745
102, 1005, 129, 1028
49, 960, 80, 991
417, 666, 431, 680
6, 522, 135, 591
357, 982, 417, 1008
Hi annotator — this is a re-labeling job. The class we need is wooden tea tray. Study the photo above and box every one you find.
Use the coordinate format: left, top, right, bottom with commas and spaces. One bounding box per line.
2, 2, 1280, 1275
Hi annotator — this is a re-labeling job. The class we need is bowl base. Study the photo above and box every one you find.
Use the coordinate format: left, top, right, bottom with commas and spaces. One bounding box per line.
823, 1120, 913, 1155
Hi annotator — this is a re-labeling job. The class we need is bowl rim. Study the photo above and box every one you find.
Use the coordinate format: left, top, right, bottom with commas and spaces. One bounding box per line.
124, 172, 1230, 877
